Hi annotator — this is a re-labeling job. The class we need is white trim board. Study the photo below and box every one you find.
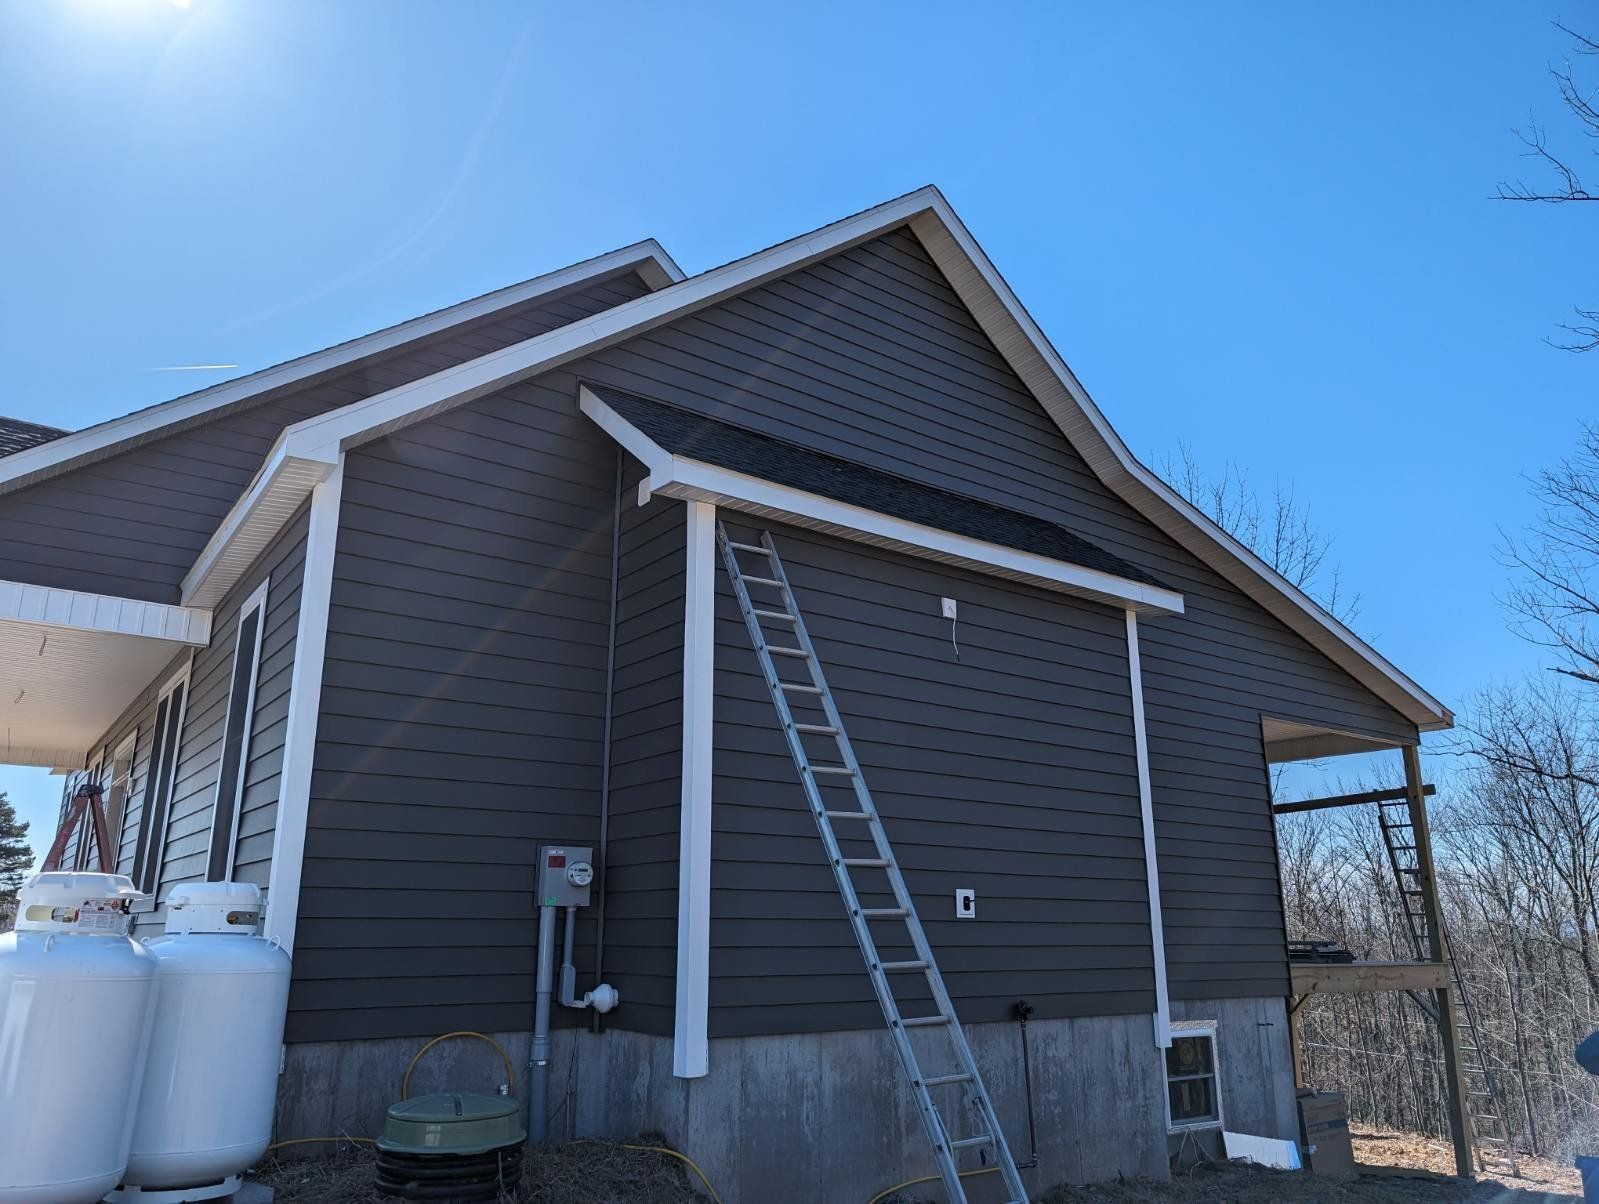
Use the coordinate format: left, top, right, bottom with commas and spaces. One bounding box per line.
0, 579, 211, 646
674, 501, 716, 1079
581, 385, 1184, 615
262, 458, 345, 954
159, 186, 1447, 730
1126, 610, 1171, 1050
0, 241, 683, 496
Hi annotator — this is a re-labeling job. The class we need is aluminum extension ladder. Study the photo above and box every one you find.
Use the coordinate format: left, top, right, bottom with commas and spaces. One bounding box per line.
1376, 796, 1516, 1173
718, 524, 1028, 1204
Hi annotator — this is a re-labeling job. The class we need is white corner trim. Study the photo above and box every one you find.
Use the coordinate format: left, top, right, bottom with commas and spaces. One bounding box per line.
182, 441, 337, 607
0, 241, 683, 496
674, 500, 716, 1079
0, 578, 211, 646
578, 386, 1183, 615
262, 458, 344, 954
1126, 610, 1171, 1050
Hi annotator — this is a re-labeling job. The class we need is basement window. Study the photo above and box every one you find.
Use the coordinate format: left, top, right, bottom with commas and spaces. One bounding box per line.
1165, 1021, 1223, 1131
206, 579, 269, 882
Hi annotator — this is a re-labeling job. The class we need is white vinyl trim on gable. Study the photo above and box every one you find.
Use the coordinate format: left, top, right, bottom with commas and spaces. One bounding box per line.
580, 385, 1185, 616
675, 500, 716, 1079
0, 579, 211, 645
0, 241, 683, 496
262, 457, 345, 954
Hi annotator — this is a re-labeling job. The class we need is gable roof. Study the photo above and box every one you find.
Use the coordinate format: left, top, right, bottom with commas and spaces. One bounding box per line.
0, 240, 683, 495
116, 186, 1449, 731
0, 416, 66, 459
586, 384, 1174, 604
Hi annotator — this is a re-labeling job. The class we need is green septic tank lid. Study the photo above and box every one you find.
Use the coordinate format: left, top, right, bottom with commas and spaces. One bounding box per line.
377, 1092, 527, 1156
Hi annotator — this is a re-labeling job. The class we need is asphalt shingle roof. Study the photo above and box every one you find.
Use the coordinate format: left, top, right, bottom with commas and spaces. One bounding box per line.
0, 416, 67, 459
588, 384, 1165, 590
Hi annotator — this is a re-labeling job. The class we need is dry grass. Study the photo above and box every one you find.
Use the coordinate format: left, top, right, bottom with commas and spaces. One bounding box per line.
251, 1133, 709, 1204
253, 1126, 1586, 1203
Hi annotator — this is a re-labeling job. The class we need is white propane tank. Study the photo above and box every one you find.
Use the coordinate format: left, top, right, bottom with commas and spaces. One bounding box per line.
111, 882, 291, 1203
0, 872, 155, 1204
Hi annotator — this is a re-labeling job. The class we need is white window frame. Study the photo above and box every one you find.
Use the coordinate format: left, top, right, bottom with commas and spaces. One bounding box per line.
132, 659, 194, 907
1164, 1019, 1224, 1133
70, 759, 103, 871
103, 729, 138, 875
206, 578, 269, 883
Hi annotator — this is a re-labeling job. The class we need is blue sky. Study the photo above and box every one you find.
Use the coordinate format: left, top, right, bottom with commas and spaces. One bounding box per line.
0, 2, 1593, 853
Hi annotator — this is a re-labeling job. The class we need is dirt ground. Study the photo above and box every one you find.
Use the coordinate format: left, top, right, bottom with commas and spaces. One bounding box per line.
249, 1125, 1587, 1203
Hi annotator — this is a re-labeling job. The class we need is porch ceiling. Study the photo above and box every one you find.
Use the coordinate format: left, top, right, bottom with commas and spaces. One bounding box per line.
0, 581, 210, 769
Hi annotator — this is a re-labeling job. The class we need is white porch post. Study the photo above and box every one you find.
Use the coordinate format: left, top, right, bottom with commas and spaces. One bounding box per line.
1126, 609, 1172, 1048
675, 500, 716, 1078
263, 457, 345, 954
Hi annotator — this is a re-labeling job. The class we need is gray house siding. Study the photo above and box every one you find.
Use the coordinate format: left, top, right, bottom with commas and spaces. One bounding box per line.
288, 389, 625, 1044
710, 517, 1149, 1038
136, 500, 310, 932
0, 270, 652, 605
601, 483, 685, 1039
558, 225, 1410, 1003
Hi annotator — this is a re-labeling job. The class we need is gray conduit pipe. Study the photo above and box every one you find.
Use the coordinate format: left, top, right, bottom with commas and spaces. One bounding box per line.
529, 902, 557, 1142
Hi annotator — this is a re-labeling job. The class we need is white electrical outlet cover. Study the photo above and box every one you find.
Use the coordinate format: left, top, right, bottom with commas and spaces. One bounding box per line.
941, 597, 958, 620
955, 887, 976, 918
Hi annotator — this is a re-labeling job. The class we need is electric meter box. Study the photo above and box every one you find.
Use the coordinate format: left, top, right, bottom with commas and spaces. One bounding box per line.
538, 846, 594, 907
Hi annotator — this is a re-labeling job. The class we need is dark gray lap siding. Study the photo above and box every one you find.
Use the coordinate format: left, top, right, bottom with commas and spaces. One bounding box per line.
567, 226, 1410, 1003
0, 271, 651, 604
290, 387, 623, 1044
710, 518, 1150, 1037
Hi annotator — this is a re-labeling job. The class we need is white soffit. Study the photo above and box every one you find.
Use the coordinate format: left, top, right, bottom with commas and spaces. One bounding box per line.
184, 186, 1448, 731
0, 581, 208, 769
0, 241, 683, 496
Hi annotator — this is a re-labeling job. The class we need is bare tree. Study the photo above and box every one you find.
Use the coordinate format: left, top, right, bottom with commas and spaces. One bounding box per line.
1501, 424, 1599, 691
1499, 23, 1599, 350
1161, 443, 1360, 624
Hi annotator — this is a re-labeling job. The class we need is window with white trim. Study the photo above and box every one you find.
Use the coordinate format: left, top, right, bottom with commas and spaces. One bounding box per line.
206, 580, 268, 882
132, 663, 192, 897
69, 761, 102, 871
103, 731, 138, 873
1165, 1021, 1223, 1131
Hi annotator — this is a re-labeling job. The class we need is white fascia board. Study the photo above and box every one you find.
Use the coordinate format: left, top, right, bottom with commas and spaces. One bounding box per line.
579, 386, 1180, 613
0, 579, 211, 646
907, 198, 1452, 732
182, 439, 338, 607
0, 241, 682, 496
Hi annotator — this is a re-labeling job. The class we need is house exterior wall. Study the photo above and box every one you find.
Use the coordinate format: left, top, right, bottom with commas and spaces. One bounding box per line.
709, 517, 1150, 1037
0, 270, 652, 605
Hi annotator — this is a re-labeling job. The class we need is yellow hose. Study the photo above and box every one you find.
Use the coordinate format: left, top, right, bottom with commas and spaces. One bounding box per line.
400, 1030, 516, 1100
867, 1165, 999, 1204
619, 1143, 723, 1204
264, 1135, 376, 1153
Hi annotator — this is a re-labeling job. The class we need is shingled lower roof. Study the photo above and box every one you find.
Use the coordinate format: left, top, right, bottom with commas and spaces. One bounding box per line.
586, 385, 1167, 592
0, 416, 67, 459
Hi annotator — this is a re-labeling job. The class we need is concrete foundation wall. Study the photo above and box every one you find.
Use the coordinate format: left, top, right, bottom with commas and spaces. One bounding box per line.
278, 998, 1294, 1202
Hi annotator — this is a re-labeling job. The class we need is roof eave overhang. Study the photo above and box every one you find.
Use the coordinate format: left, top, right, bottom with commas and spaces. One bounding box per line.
0, 240, 684, 497
142, 186, 1447, 731
580, 386, 1184, 616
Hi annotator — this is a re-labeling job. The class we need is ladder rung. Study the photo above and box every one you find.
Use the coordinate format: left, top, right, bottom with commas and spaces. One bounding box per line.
780, 682, 823, 693
810, 765, 856, 776
729, 541, 772, 555
922, 1072, 973, 1087
794, 723, 838, 735
859, 908, 908, 919
825, 810, 875, 821
949, 1135, 994, 1151
742, 575, 783, 587
768, 646, 810, 658
753, 608, 796, 622
879, 960, 929, 973
901, 1015, 951, 1028
843, 857, 889, 868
